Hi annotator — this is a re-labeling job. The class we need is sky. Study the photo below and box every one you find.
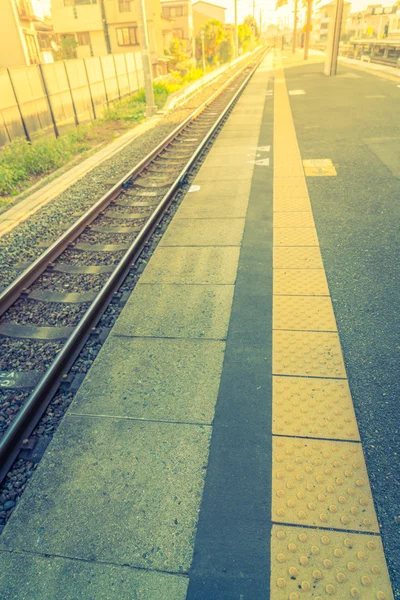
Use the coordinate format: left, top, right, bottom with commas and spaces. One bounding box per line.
35, 0, 389, 28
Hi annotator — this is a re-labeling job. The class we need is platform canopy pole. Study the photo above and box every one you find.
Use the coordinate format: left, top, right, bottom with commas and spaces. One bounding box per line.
234, 0, 239, 58
324, 0, 344, 75
136, 0, 157, 116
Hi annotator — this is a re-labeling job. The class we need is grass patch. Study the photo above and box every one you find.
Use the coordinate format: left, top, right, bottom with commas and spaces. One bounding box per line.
0, 70, 205, 199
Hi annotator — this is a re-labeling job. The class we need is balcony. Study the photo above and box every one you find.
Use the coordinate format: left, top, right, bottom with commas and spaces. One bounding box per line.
17, 0, 39, 21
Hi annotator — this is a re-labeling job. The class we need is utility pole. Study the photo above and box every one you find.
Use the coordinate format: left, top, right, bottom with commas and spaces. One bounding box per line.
201, 31, 206, 74
252, 0, 255, 19
292, 0, 298, 53
324, 0, 344, 75
234, 0, 239, 58
260, 10, 263, 36
99, 0, 111, 54
304, 0, 313, 60
136, 0, 157, 116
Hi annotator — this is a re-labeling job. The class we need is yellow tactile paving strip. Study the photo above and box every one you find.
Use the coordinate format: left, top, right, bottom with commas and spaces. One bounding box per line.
273, 376, 360, 441
271, 51, 394, 598
271, 525, 393, 600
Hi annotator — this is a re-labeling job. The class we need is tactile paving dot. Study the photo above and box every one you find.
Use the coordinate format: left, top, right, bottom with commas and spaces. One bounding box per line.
274, 188, 310, 203
274, 198, 312, 212
273, 228, 319, 247
274, 213, 316, 228
273, 296, 337, 332
272, 437, 379, 532
274, 178, 309, 194
274, 248, 324, 270
273, 330, 346, 378
271, 525, 394, 600
273, 270, 329, 296
273, 376, 360, 440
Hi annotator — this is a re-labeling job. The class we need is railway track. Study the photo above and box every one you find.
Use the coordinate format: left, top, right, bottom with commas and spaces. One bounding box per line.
0, 48, 267, 489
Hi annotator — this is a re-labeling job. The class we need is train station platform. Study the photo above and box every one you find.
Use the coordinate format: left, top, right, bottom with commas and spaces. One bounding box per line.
0, 51, 398, 599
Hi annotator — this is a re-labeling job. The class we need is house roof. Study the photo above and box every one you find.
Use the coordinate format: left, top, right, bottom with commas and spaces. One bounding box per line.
192, 1, 227, 10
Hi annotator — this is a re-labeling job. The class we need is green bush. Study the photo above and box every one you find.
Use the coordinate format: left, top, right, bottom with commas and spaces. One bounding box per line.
0, 128, 89, 196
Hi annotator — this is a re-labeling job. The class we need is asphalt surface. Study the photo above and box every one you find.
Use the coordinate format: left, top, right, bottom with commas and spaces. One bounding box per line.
285, 59, 400, 597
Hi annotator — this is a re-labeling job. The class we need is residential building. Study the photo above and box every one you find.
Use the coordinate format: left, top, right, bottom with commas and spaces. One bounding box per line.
0, 0, 54, 67
345, 4, 398, 39
50, 0, 164, 65
161, 0, 193, 52
192, 0, 226, 38
311, 0, 351, 43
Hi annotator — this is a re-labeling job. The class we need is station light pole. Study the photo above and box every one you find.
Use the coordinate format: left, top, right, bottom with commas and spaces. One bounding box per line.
136, 0, 157, 116
303, 0, 313, 60
292, 0, 298, 53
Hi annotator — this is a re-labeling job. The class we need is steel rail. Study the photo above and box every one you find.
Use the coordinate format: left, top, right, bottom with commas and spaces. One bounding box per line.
0, 49, 268, 484
0, 48, 263, 319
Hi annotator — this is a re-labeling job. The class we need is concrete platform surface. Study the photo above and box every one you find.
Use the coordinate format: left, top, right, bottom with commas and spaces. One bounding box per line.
0, 49, 397, 600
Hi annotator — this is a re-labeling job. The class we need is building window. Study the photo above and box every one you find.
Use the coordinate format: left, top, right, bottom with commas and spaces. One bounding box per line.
64, 0, 97, 5
25, 33, 40, 64
116, 26, 139, 46
77, 31, 91, 45
170, 6, 184, 17
118, 0, 132, 11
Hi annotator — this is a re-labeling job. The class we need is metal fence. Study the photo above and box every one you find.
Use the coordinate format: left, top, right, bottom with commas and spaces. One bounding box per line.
0, 51, 145, 147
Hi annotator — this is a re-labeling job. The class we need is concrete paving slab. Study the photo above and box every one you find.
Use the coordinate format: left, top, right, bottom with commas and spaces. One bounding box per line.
210, 137, 259, 148
160, 218, 245, 246
194, 165, 254, 182
0, 551, 188, 600
176, 196, 249, 219
214, 130, 261, 139
70, 337, 225, 423
111, 284, 234, 339
0, 417, 210, 574
201, 154, 257, 168
139, 246, 240, 284
186, 179, 252, 199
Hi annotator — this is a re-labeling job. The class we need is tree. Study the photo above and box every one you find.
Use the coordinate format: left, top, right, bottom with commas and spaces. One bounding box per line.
238, 23, 254, 53
244, 15, 260, 39
59, 35, 78, 60
219, 29, 234, 63
200, 19, 226, 65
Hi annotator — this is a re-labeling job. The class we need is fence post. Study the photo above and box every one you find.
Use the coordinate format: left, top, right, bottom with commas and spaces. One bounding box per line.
99, 57, 109, 104
123, 52, 131, 93
7, 68, 31, 143
83, 59, 97, 120
113, 54, 121, 99
38, 63, 59, 138
63, 61, 79, 126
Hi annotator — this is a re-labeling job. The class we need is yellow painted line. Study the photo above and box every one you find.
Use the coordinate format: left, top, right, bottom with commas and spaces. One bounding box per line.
271, 525, 394, 600
273, 376, 360, 440
271, 50, 394, 599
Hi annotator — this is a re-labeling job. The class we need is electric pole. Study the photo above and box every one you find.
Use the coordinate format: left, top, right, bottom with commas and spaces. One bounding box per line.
234, 0, 239, 58
136, 0, 157, 116
324, 0, 344, 76
201, 31, 206, 74
304, 0, 313, 60
292, 0, 298, 53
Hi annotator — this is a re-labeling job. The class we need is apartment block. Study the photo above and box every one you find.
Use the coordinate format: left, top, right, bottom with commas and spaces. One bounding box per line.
161, 0, 193, 52
0, 0, 54, 67
192, 0, 226, 38
50, 0, 164, 63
